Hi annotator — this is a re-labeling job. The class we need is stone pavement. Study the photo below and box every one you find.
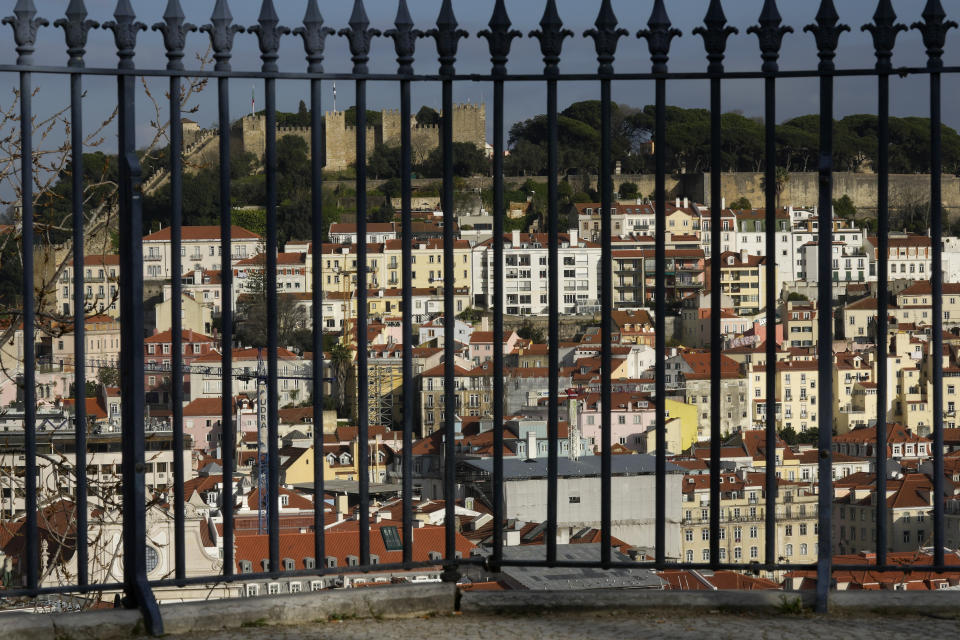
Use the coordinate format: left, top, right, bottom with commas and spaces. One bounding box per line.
169, 610, 960, 640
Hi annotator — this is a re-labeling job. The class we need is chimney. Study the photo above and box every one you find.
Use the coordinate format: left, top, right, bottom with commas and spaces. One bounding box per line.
506, 529, 520, 546
511, 229, 520, 247
526, 431, 538, 461
721, 197, 726, 210
336, 494, 349, 517
567, 394, 581, 461
568, 229, 578, 247
683, 197, 689, 209
675, 197, 681, 207
740, 249, 748, 263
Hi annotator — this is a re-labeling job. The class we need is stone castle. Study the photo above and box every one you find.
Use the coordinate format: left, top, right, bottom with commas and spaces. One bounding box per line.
233, 103, 486, 172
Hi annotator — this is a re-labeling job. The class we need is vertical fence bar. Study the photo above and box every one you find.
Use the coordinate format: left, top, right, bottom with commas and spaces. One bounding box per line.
480, 0, 518, 572
385, 0, 418, 568
153, 0, 195, 583
56, 0, 97, 588
864, 0, 905, 567
250, 0, 289, 572
4, 0, 45, 594
913, 0, 955, 568
201, 0, 241, 578
640, 0, 679, 568
340, 0, 376, 567
586, 0, 626, 569
695, 0, 736, 571
914, 0, 956, 566
805, 0, 847, 611
531, 0, 571, 568
749, 0, 790, 571
295, 0, 332, 572
105, 1, 161, 632
428, 0, 464, 579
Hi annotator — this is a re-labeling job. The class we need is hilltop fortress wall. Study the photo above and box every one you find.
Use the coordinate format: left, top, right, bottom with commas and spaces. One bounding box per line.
233, 103, 486, 171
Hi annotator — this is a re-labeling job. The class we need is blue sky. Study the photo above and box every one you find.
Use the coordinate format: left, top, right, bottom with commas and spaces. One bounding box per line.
7, 1, 960, 154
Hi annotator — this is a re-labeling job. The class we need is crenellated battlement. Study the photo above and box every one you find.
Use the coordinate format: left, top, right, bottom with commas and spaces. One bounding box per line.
235, 104, 486, 171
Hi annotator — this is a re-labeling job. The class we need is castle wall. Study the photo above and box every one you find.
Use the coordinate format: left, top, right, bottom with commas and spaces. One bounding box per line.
236, 104, 487, 173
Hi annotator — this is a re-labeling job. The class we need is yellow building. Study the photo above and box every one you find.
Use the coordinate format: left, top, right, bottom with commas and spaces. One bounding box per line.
711, 251, 769, 317
680, 472, 819, 575
383, 238, 473, 291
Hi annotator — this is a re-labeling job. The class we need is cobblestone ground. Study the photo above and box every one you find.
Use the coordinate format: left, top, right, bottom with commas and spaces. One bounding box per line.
172, 610, 960, 640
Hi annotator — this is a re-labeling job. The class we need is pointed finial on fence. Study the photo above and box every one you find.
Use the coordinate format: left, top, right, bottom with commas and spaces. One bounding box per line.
530, 0, 573, 77
200, 0, 245, 72
294, 0, 335, 73
585, 0, 628, 76
426, 0, 468, 77
3, 0, 49, 65
479, 0, 521, 77
384, 0, 422, 76
638, 0, 682, 74
911, 0, 957, 69
747, 0, 793, 73
55, 0, 98, 68
862, 0, 907, 72
339, 0, 380, 75
152, 0, 197, 71
693, 0, 738, 74
248, 0, 290, 73
803, 0, 850, 71
102, 0, 147, 70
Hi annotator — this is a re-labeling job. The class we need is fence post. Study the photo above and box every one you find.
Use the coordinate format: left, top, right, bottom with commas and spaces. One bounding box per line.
104, 1, 162, 634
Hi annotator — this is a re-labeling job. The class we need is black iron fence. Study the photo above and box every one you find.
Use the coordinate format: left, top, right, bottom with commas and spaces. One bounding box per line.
1, 0, 956, 634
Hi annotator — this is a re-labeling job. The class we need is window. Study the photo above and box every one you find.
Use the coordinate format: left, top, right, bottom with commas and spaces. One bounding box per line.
685, 530, 693, 542
268, 583, 280, 595
686, 550, 694, 563
569, 496, 581, 504
702, 528, 709, 541
702, 549, 710, 561
785, 544, 793, 557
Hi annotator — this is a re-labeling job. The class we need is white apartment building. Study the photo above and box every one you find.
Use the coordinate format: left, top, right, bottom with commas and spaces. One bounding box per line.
472, 230, 601, 315
798, 241, 871, 284
328, 222, 398, 244
56, 254, 121, 318
189, 348, 313, 407
863, 234, 933, 282
143, 225, 262, 278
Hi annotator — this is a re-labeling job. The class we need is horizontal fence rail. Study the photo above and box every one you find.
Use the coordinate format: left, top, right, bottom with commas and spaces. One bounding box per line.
0, 0, 956, 633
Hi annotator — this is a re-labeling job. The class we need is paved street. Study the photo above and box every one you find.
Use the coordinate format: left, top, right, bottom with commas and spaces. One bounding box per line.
171, 610, 960, 640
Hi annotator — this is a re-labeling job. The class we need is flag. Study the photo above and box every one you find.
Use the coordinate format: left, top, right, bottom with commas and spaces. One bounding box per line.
251, 85, 255, 116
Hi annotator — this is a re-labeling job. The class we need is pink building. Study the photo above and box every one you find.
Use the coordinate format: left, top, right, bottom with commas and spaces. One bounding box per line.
468, 330, 520, 364
183, 397, 227, 453
578, 391, 656, 452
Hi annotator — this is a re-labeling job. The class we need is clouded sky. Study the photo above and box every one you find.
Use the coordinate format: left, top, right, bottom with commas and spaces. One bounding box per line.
7, 1, 960, 153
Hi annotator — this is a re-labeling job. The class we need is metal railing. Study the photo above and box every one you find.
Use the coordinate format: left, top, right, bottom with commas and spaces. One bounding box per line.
1, 0, 956, 634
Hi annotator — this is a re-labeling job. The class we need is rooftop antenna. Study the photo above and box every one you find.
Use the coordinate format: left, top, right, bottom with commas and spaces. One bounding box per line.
333, 80, 337, 112
251, 84, 255, 117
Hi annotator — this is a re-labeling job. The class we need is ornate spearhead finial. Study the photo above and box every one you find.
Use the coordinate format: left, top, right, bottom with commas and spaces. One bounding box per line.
638, 0, 682, 74
3, 0, 49, 65
294, 0, 335, 73
911, 0, 957, 69
693, 0, 739, 73
426, 0, 468, 77
102, 0, 147, 70
339, 0, 381, 75
248, 0, 290, 73
384, 0, 422, 76
479, 0, 522, 76
200, 0, 244, 72
530, 0, 573, 77
54, 0, 98, 68
747, 0, 793, 72
862, 0, 907, 72
152, 0, 197, 71
803, 0, 850, 70
585, 0, 629, 76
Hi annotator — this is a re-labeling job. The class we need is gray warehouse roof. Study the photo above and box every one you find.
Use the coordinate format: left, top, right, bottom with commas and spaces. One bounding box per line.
461, 455, 684, 480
